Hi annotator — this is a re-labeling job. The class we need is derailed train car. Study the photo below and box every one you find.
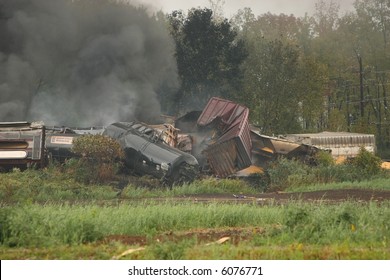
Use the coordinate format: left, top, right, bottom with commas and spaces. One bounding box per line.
250, 130, 323, 169
174, 98, 253, 177
45, 127, 80, 162
195, 97, 252, 177
44, 122, 199, 185
0, 121, 46, 170
0, 116, 241, 184
45, 126, 104, 162
1, 98, 378, 185
103, 122, 199, 185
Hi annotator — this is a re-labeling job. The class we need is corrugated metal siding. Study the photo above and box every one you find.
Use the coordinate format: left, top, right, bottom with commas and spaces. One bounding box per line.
285, 132, 376, 157
309, 135, 375, 147
216, 108, 252, 160
198, 97, 252, 177
205, 140, 237, 177
198, 98, 237, 126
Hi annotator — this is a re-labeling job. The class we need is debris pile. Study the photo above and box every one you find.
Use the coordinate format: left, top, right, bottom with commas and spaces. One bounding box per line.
0, 97, 377, 185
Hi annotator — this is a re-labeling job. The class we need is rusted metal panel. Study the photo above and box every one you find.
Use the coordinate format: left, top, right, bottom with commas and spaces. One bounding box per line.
250, 131, 325, 167
197, 97, 252, 177
204, 140, 237, 177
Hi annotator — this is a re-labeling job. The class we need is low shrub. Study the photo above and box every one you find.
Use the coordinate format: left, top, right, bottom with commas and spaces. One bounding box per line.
0, 167, 118, 203
266, 148, 387, 191
314, 150, 335, 166
350, 147, 382, 178
70, 135, 124, 184
267, 158, 312, 191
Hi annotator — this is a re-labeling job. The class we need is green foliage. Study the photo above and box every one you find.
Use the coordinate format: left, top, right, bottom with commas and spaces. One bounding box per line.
0, 167, 118, 203
241, 39, 303, 134
267, 158, 312, 191
285, 177, 390, 193
72, 134, 124, 163
0, 208, 13, 245
284, 206, 309, 229
276, 202, 386, 245
119, 178, 259, 199
314, 150, 335, 166
327, 109, 348, 132
1, 153, 388, 204
1, 201, 389, 253
147, 239, 196, 260
164, 1, 390, 145
266, 152, 386, 192
311, 164, 359, 184
295, 57, 328, 131
70, 135, 124, 184
167, 8, 247, 112
351, 147, 382, 177
0, 205, 105, 247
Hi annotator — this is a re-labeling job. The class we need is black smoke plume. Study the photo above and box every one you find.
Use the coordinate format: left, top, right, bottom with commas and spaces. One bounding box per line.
0, 0, 178, 126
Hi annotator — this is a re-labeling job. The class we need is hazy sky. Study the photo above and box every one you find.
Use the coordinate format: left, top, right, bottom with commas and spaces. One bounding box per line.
136, 0, 356, 17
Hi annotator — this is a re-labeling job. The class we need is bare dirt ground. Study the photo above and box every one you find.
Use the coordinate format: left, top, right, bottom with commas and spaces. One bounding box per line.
182, 188, 390, 204
140, 188, 390, 205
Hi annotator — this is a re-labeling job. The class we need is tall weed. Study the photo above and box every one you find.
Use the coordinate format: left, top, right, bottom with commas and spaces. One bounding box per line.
1, 202, 389, 248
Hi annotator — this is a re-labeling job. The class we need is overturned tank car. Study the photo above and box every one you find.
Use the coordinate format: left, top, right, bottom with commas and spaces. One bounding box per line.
45, 127, 80, 162
103, 122, 199, 185
45, 126, 104, 162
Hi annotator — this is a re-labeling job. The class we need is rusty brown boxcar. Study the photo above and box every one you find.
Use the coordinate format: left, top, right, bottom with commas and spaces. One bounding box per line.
196, 97, 252, 177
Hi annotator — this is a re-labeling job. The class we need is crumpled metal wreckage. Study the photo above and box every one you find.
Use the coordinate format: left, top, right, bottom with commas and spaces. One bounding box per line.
2, 97, 367, 185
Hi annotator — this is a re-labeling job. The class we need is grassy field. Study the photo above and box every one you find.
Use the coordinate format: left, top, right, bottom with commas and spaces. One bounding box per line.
285, 177, 390, 192
1, 159, 390, 260
1, 198, 389, 259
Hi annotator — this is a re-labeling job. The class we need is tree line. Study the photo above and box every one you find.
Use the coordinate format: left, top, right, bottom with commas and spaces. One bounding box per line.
158, 0, 390, 156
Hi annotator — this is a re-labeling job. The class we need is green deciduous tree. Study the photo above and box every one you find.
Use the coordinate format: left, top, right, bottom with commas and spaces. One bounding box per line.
167, 8, 247, 112
311, 0, 390, 150
241, 38, 302, 134
235, 11, 327, 135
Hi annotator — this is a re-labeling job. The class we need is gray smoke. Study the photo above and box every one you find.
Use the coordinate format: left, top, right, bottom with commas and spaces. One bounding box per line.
0, 0, 178, 126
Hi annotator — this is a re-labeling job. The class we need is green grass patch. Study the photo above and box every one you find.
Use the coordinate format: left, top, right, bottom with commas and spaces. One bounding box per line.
121, 178, 257, 198
285, 178, 390, 193
1, 242, 388, 260
1, 158, 390, 260
0, 169, 259, 203
0, 167, 119, 203
1, 201, 389, 251
182, 243, 390, 260
266, 156, 390, 192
